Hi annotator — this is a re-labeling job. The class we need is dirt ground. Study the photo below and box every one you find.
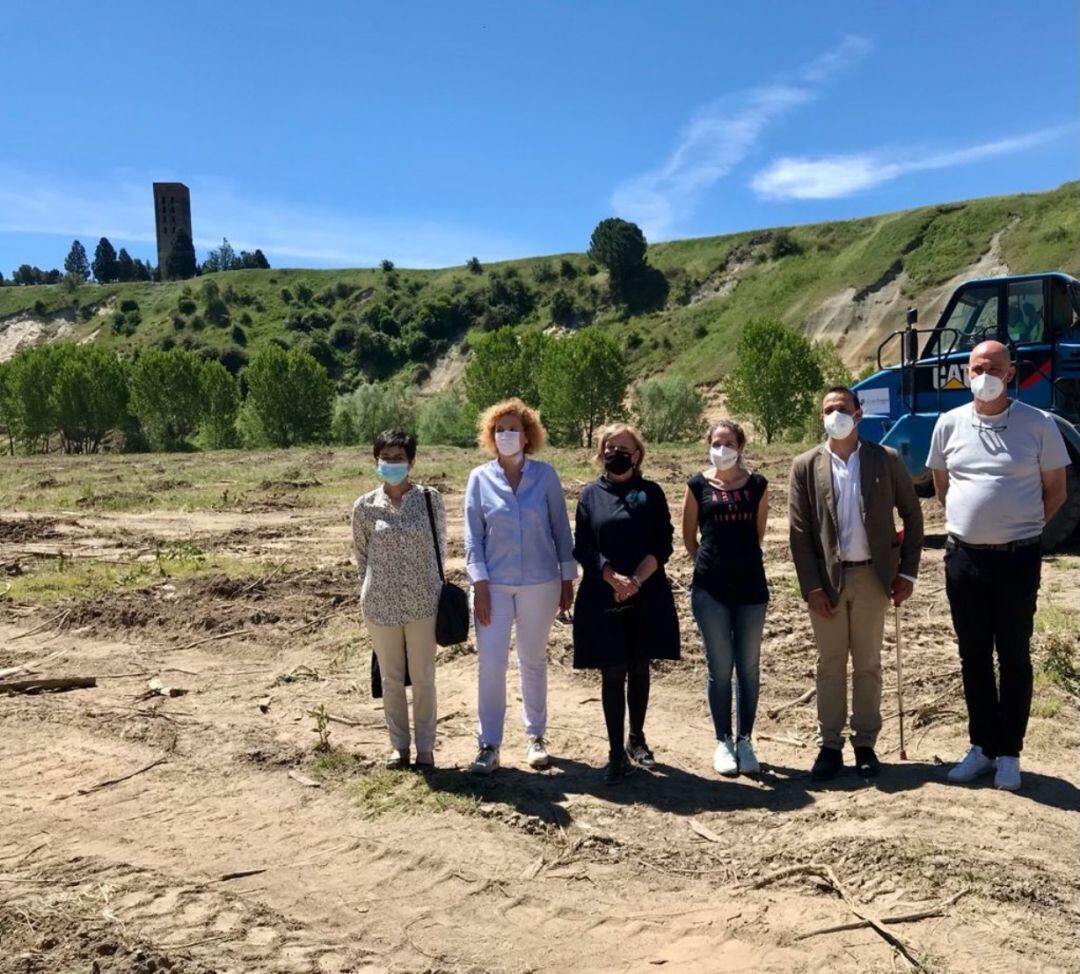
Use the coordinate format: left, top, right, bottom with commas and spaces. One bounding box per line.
1, 446, 1077, 974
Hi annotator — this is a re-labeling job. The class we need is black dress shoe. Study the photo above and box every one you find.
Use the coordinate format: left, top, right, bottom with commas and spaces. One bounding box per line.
810, 746, 844, 781
604, 750, 634, 785
854, 746, 880, 778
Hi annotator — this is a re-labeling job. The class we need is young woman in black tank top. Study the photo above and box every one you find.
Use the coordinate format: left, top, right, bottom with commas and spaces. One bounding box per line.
681, 419, 769, 777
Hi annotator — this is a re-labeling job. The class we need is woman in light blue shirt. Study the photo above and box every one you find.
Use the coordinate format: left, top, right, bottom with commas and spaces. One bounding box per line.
464, 398, 576, 775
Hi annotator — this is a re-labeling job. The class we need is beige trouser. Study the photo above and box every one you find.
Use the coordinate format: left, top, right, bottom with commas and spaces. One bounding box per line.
809, 565, 888, 750
368, 615, 437, 753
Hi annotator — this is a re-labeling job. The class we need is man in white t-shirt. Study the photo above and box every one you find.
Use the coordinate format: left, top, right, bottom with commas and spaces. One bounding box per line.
927, 341, 1070, 792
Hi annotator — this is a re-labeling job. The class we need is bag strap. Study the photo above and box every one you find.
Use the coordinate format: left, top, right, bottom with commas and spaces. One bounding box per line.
422, 488, 446, 582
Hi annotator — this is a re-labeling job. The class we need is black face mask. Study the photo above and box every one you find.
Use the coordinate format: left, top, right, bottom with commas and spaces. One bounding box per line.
604, 451, 634, 476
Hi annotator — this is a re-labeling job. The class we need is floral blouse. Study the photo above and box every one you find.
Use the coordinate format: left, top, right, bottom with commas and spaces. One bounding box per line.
351, 484, 448, 627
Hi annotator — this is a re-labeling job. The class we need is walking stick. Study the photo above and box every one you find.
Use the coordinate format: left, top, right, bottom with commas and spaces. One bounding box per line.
894, 604, 907, 760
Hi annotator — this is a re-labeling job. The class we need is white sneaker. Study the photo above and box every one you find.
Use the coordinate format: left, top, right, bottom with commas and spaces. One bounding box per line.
994, 756, 1022, 792
526, 736, 550, 769
736, 736, 760, 774
947, 745, 995, 784
713, 737, 738, 776
470, 745, 500, 775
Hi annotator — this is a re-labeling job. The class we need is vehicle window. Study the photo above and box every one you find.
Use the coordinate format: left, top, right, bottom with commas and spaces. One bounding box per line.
1007, 280, 1045, 343
941, 284, 999, 349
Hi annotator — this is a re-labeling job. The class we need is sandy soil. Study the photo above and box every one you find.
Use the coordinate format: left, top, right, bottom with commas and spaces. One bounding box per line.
1, 450, 1077, 974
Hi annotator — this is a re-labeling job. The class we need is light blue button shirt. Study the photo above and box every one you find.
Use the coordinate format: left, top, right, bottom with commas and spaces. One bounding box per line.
464, 458, 578, 585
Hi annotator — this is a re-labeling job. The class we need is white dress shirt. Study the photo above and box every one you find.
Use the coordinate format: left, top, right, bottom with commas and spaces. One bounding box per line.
826, 443, 872, 562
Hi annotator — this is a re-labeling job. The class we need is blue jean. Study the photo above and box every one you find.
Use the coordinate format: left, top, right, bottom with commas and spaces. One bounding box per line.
691, 586, 766, 740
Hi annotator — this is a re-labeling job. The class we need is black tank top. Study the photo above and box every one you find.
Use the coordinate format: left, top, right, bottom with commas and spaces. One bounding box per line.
688, 471, 769, 605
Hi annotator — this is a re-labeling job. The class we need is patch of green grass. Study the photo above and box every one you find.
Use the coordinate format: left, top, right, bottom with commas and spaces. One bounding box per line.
5, 552, 263, 604
346, 769, 481, 818
1031, 672, 1064, 719
1035, 604, 1080, 636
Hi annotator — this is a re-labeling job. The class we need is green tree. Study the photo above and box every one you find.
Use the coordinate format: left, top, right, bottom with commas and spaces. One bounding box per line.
333, 381, 416, 446
464, 327, 548, 411
793, 340, 855, 440
588, 218, 647, 292
92, 237, 118, 283
724, 318, 824, 444
199, 360, 241, 449
115, 248, 135, 282
245, 346, 334, 447
51, 345, 129, 453
417, 390, 478, 447
165, 230, 197, 280
128, 348, 206, 449
466, 257, 483, 274
0, 360, 15, 454
64, 240, 90, 282
538, 329, 627, 446
631, 375, 705, 443
5, 346, 63, 452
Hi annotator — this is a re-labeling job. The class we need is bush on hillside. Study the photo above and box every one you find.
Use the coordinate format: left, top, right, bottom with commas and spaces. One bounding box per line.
332, 381, 417, 446
537, 329, 627, 447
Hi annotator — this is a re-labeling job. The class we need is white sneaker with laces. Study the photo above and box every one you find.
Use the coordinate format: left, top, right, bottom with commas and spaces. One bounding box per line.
526, 736, 550, 769
470, 745, 500, 775
994, 756, 1022, 791
713, 737, 738, 776
947, 745, 995, 783
736, 736, 760, 774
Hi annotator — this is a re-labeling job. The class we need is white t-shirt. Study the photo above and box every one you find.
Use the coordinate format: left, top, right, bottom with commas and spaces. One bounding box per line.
927, 400, 1070, 544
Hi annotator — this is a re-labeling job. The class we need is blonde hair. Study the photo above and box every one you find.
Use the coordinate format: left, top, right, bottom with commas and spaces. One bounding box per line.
477, 398, 547, 455
594, 422, 646, 468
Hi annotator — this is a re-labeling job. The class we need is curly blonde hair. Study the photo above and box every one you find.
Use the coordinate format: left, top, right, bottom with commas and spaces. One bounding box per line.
477, 398, 547, 455
594, 422, 646, 467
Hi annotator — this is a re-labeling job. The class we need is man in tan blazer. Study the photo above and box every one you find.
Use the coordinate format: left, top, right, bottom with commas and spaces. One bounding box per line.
789, 387, 923, 781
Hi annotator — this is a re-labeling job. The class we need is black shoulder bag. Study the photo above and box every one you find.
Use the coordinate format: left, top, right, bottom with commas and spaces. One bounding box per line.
423, 489, 470, 647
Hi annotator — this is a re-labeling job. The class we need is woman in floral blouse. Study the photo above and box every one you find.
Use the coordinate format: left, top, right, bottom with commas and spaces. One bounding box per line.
351, 429, 447, 770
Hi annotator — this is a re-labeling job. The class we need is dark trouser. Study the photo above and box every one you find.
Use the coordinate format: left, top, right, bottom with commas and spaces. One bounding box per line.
600, 606, 651, 756
945, 542, 1041, 758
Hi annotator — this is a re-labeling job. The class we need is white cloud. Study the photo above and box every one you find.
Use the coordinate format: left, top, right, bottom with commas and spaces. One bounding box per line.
751, 126, 1074, 200
610, 35, 872, 239
0, 170, 527, 268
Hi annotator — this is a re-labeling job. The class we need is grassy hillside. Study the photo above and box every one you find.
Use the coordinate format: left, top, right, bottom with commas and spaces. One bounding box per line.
2, 181, 1077, 388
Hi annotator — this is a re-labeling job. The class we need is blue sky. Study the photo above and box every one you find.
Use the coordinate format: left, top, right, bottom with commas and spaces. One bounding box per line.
1, 0, 1076, 272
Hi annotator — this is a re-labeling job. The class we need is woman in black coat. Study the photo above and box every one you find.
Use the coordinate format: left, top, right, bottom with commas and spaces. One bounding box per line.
573, 423, 680, 784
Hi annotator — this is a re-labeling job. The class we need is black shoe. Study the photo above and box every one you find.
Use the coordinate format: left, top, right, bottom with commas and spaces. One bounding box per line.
810, 746, 844, 781
627, 738, 655, 767
604, 751, 633, 785
854, 746, 880, 779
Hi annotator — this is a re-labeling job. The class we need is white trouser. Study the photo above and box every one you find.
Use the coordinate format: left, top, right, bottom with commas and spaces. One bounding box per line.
474, 579, 561, 748
368, 615, 437, 753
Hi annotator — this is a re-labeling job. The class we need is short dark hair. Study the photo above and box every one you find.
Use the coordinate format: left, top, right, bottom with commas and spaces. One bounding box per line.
373, 429, 417, 462
823, 386, 860, 410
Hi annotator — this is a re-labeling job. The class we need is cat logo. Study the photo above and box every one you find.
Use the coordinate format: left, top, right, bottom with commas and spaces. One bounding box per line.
932, 363, 969, 390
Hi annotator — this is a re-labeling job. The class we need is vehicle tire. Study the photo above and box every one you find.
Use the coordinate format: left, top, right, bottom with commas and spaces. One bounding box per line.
1042, 458, 1080, 552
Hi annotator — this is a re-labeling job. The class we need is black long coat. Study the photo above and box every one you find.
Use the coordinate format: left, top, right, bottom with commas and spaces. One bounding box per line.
571, 474, 681, 669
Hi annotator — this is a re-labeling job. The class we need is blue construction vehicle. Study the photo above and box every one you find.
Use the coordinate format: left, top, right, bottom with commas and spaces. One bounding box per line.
853, 272, 1080, 550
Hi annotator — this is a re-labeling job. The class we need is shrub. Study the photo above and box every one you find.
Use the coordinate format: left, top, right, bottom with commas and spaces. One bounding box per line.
280, 287, 293, 303
333, 381, 417, 445
770, 231, 803, 259
230, 324, 248, 346
533, 261, 557, 284
417, 391, 477, 447
466, 257, 483, 274
559, 259, 578, 280
244, 346, 334, 446
177, 297, 197, 315
119, 298, 139, 313
33, 300, 47, 315
295, 282, 314, 305
549, 288, 576, 325
380, 259, 395, 272
631, 375, 705, 443
537, 330, 627, 446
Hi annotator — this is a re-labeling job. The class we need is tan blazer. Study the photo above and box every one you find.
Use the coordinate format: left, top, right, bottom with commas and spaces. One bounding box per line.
788, 439, 923, 605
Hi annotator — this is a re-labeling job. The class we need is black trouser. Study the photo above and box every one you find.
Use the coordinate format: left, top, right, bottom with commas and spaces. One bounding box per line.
944, 541, 1042, 758
601, 607, 651, 756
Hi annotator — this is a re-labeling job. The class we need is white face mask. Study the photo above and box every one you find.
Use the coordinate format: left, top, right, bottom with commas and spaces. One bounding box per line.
710, 445, 740, 470
494, 430, 523, 456
970, 372, 1006, 403
823, 410, 856, 440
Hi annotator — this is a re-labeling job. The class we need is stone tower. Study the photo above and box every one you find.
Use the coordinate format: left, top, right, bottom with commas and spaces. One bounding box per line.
153, 182, 193, 278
